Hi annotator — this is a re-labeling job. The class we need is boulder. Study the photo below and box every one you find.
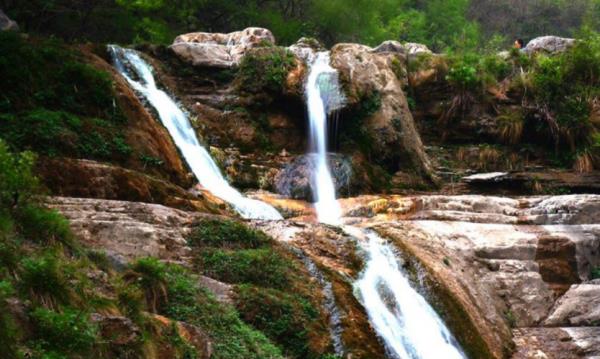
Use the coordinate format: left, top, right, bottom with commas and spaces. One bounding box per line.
0, 9, 18, 32
288, 37, 325, 63
171, 27, 275, 68
330, 43, 438, 183
275, 153, 354, 201
372, 40, 406, 54
524, 36, 575, 55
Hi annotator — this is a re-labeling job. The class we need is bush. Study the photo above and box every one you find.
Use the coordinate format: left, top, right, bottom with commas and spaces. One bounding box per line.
0, 140, 38, 212
187, 219, 271, 250
591, 267, 600, 280
235, 284, 321, 358
30, 307, 97, 355
0, 281, 19, 359
124, 258, 168, 313
19, 253, 72, 309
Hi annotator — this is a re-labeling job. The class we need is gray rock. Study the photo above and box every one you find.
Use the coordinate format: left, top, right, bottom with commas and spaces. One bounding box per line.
544, 284, 600, 326
524, 36, 575, 54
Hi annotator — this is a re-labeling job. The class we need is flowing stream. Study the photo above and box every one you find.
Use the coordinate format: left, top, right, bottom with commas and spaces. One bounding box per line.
347, 227, 466, 359
305, 52, 343, 225
305, 54, 466, 358
109, 45, 282, 220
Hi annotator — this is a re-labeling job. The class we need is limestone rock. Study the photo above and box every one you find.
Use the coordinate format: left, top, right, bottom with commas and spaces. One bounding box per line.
544, 284, 600, 326
404, 42, 433, 55
46, 197, 208, 264
524, 36, 575, 55
330, 43, 437, 183
171, 27, 275, 68
0, 9, 18, 32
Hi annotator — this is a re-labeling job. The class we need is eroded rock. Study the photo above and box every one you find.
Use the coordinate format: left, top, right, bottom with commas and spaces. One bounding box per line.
524, 36, 576, 55
0, 9, 18, 32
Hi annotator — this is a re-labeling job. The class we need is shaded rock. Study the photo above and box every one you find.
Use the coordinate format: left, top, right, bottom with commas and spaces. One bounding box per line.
91, 314, 141, 348
37, 158, 228, 214
275, 153, 354, 201
0, 9, 18, 31
198, 276, 234, 305
288, 37, 324, 63
524, 36, 575, 55
330, 43, 438, 183
171, 27, 275, 68
544, 284, 600, 326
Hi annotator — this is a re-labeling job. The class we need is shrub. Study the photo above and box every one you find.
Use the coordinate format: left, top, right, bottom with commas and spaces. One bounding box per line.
16, 205, 73, 247
0, 140, 38, 212
187, 219, 271, 250
124, 258, 168, 313
235, 284, 321, 358
497, 109, 525, 145
30, 307, 97, 355
19, 253, 72, 309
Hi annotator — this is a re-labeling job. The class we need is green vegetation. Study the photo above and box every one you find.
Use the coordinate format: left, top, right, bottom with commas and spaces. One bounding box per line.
591, 267, 600, 280
6, 0, 600, 51
188, 218, 333, 358
237, 47, 296, 96
0, 32, 131, 162
0, 141, 293, 358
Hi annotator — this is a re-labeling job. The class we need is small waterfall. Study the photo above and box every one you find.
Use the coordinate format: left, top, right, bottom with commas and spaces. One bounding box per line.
109, 45, 282, 220
305, 52, 344, 225
349, 228, 466, 359
293, 248, 345, 356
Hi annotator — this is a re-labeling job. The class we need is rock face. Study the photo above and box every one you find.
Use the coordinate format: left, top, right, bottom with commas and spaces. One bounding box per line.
524, 36, 575, 54
171, 27, 275, 68
0, 9, 18, 31
330, 43, 438, 184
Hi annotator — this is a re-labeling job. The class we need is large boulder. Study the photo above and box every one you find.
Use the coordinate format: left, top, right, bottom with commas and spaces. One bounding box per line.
275, 153, 354, 201
0, 10, 18, 32
170, 27, 275, 68
330, 43, 438, 183
524, 36, 575, 55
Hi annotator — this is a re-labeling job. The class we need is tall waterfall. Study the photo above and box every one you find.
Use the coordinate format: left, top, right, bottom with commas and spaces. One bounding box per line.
109, 46, 282, 220
305, 52, 343, 225
348, 228, 466, 359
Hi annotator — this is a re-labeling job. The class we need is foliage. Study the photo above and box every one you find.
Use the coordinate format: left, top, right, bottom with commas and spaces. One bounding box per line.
19, 253, 72, 309
124, 257, 168, 313
591, 267, 600, 280
235, 284, 320, 358
188, 218, 272, 250
237, 47, 296, 95
197, 248, 295, 289
30, 307, 98, 356
162, 266, 284, 359
0, 140, 38, 212
0, 32, 131, 162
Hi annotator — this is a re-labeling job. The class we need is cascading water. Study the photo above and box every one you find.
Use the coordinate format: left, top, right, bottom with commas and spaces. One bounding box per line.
349, 228, 466, 359
109, 45, 282, 220
305, 52, 344, 225
303, 52, 464, 358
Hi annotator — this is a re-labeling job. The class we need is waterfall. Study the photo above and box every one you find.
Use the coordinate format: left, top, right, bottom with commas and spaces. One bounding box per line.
349, 228, 466, 359
109, 45, 282, 220
305, 52, 344, 225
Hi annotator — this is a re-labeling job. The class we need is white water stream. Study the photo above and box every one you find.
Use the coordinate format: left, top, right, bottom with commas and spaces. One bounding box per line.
305, 52, 343, 225
305, 53, 466, 358
109, 46, 282, 220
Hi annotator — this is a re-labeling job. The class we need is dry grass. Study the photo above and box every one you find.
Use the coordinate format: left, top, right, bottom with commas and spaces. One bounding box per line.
478, 146, 502, 171
497, 110, 524, 145
573, 150, 596, 173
